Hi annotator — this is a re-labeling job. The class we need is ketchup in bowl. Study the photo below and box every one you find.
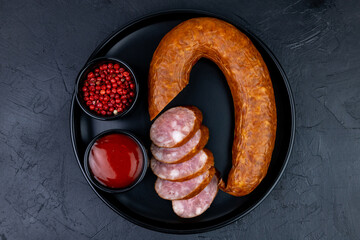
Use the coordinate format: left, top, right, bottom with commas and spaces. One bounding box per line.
88, 133, 145, 189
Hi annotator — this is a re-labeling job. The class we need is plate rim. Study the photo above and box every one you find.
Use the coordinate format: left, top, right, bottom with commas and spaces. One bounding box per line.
69, 9, 296, 234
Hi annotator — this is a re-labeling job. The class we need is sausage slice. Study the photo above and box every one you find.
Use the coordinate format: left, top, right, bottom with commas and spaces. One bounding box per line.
154, 167, 215, 200
150, 106, 202, 148
172, 173, 219, 218
150, 125, 209, 164
151, 149, 214, 181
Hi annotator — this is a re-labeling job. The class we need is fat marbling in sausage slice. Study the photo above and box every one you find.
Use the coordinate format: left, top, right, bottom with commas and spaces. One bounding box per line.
148, 17, 277, 196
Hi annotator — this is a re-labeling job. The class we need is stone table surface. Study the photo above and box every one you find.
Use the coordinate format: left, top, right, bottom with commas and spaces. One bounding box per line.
1, 0, 360, 239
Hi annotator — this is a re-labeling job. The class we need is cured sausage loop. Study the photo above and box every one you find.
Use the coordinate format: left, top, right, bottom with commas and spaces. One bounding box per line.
148, 17, 277, 196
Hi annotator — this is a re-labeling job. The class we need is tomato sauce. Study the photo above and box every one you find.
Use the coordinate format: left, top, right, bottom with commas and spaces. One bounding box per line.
88, 133, 144, 188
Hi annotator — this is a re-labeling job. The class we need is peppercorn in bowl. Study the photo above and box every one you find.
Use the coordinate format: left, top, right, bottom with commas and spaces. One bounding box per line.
75, 57, 139, 120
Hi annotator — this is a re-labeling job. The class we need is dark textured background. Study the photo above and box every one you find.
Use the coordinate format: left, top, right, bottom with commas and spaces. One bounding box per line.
1, 0, 360, 239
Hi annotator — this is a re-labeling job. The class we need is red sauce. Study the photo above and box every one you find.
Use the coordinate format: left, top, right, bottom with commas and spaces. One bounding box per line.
88, 133, 144, 189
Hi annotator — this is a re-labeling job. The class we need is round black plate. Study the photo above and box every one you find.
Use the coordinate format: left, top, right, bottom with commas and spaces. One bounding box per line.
70, 10, 295, 234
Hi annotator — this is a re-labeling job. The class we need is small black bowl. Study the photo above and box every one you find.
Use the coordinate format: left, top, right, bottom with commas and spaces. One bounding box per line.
83, 129, 148, 193
75, 57, 139, 120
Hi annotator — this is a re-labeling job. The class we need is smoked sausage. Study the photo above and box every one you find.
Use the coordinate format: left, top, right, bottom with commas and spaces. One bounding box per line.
148, 17, 277, 196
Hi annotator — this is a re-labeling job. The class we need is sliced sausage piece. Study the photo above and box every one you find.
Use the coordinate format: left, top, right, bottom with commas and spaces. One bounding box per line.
172, 173, 219, 218
151, 126, 209, 164
151, 149, 214, 181
155, 167, 215, 200
150, 106, 202, 148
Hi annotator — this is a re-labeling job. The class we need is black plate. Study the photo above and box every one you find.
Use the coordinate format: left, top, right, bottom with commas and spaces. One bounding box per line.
70, 10, 295, 234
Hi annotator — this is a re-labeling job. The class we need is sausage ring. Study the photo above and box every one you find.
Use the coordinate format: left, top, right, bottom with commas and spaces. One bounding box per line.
148, 17, 277, 197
